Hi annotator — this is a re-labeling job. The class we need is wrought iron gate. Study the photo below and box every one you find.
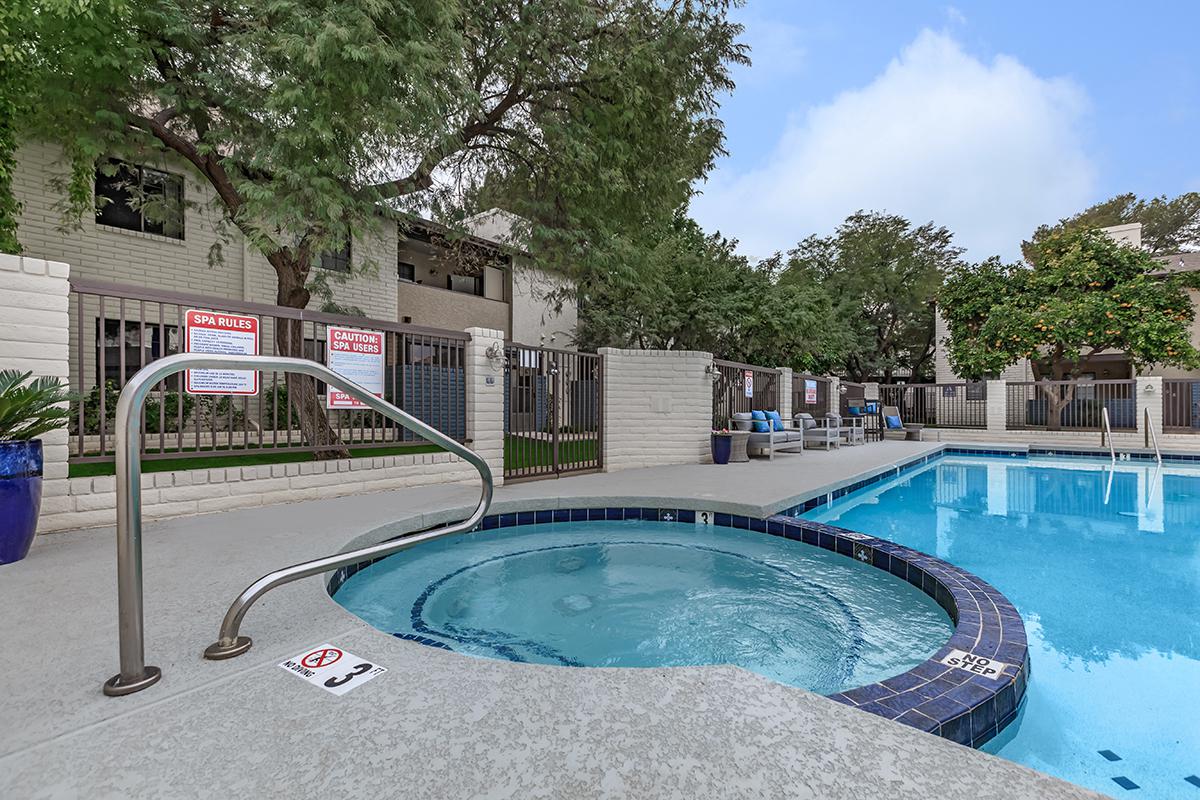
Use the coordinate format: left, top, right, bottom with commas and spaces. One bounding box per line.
503, 343, 602, 480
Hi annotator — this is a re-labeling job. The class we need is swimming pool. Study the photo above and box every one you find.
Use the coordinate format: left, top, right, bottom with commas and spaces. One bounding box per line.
807, 452, 1200, 799
333, 520, 953, 695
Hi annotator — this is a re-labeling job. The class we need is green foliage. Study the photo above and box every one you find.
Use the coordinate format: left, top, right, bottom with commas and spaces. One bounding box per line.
1023, 192, 1200, 258
0, 370, 73, 441
576, 216, 850, 372
940, 228, 1200, 381
11, 0, 744, 305
72, 380, 196, 436
781, 211, 961, 381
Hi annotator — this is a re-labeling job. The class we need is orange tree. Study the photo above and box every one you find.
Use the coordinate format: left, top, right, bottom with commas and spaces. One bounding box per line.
939, 228, 1200, 429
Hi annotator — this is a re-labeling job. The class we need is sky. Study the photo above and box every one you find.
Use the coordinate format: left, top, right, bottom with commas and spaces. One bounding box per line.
690, 0, 1200, 263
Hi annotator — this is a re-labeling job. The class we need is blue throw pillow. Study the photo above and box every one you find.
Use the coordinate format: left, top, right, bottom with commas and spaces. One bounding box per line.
765, 410, 784, 432
750, 410, 770, 433
885, 414, 903, 429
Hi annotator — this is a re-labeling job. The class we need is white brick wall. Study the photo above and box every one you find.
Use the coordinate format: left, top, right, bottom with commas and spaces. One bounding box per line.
464, 327, 506, 486
40, 451, 478, 532
0, 254, 71, 527
600, 348, 712, 470
776, 367, 793, 420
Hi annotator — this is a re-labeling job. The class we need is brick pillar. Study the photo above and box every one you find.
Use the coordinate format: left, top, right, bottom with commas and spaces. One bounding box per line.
776, 367, 793, 420
1136, 376, 1163, 447
828, 376, 841, 415
986, 379, 1007, 432
464, 327, 506, 486
864, 382, 880, 402
600, 348, 712, 470
0, 255, 71, 531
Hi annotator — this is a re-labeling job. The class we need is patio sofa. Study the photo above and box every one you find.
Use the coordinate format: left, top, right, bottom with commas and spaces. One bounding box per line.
793, 413, 840, 450
731, 411, 805, 460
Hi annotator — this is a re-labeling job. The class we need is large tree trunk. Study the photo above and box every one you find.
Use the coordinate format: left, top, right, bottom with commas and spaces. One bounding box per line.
274, 263, 351, 461
1033, 359, 1076, 431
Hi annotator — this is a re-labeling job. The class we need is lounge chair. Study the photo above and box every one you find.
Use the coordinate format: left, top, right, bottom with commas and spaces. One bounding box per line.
880, 405, 924, 441
731, 411, 805, 460
825, 411, 865, 446
793, 413, 840, 450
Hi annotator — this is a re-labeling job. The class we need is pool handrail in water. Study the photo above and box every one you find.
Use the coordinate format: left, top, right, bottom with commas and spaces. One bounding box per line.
103, 352, 494, 697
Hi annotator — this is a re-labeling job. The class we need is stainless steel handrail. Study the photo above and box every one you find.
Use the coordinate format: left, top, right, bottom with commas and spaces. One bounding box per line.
103, 353, 493, 696
1101, 407, 1116, 465
1144, 407, 1163, 464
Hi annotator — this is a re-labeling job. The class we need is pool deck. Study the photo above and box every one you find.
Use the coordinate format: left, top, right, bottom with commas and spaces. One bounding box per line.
0, 441, 1105, 799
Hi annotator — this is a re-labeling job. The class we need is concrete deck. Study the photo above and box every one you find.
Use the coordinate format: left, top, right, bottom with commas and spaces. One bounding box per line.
0, 442, 1104, 799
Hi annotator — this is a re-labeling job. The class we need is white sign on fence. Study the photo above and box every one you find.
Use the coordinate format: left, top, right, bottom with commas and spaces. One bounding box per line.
805, 379, 818, 404
326, 326, 385, 409
184, 309, 259, 395
744, 370, 754, 399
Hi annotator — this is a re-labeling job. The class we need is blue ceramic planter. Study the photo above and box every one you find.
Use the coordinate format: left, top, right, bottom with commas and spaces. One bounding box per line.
0, 439, 43, 565
710, 433, 732, 465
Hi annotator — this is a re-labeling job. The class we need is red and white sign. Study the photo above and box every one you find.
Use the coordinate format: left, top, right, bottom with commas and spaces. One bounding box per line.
184, 309, 259, 395
743, 370, 754, 399
805, 379, 818, 405
325, 326, 385, 409
278, 642, 388, 696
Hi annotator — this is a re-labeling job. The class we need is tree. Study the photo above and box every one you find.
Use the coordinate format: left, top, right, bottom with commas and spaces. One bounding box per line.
7, 0, 745, 456
1023, 192, 1200, 259
780, 211, 962, 382
940, 228, 1200, 429
576, 216, 850, 372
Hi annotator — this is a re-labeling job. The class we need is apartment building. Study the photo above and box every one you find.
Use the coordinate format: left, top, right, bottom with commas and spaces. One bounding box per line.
11, 141, 575, 345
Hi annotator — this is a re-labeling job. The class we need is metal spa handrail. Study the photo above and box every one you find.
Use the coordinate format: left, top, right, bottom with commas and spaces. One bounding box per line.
103, 353, 494, 697
1101, 407, 1116, 465
1144, 407, 1163, 465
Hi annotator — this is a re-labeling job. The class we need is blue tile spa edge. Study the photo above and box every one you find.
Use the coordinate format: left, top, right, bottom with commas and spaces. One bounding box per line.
327, 497, 1029, 751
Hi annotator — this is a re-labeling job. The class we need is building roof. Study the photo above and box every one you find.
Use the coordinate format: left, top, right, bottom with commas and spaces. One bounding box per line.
1151, 251, 1200, 275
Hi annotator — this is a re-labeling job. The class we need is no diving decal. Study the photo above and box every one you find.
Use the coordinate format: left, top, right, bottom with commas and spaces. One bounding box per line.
939, 648, 1012, 679
279, 643, 387, 696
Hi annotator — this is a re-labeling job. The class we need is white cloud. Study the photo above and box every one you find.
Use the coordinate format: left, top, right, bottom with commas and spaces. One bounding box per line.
692, 30, 1095, 262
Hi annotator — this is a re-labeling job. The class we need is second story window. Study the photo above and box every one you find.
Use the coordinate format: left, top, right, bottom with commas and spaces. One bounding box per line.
398, 261, 416, 283
447, 273, 483, 296
319, 241, 351, 273
95, 158, 184, 240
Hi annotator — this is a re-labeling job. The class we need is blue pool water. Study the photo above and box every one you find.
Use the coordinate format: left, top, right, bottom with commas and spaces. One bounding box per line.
335, 521, 953, 695
807, 454, 1200, 799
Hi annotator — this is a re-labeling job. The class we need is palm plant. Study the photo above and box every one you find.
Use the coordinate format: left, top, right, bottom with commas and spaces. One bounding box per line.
0, 370, 73, 441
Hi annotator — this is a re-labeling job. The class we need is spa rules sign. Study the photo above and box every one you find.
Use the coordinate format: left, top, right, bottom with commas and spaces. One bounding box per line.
326, 326, 385, 409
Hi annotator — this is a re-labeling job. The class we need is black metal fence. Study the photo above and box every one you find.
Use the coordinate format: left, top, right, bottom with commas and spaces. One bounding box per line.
712, 359, 780, 428
792, 374, 832, 417
69, 278, 470, 463
879, 383, 988, 429
503, 343, 602, 480
1005, 379, 1136, 431
1163, 379, 1200, 432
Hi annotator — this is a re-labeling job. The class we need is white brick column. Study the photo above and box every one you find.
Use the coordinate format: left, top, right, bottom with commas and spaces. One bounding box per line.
864, 382, 880, 402
600, 348, 712, 470
1136, 376, 1163, 446
0, 255, 71, 531
828, 376, 842, 415
776, 367, 793, 420
464, 327, 506, 486
987, 379, 1007, 432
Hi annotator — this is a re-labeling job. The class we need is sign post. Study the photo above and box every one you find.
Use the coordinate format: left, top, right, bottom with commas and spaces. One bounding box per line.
325, 326, 385, 409
184, 309, 260, 395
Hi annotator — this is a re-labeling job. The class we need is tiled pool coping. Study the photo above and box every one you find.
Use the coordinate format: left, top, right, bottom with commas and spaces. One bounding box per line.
328, 468, 1030, 750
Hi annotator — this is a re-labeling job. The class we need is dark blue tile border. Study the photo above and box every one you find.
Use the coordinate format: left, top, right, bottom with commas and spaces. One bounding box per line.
327, 493, 1029, 752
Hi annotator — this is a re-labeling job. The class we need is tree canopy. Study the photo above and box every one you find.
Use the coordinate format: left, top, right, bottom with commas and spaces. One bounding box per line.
576, 216, 850, 372
1023, 192, 1200, 259
941, 228, 1200, 426
4, 0, 746, 455
780, 211, 961, 382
